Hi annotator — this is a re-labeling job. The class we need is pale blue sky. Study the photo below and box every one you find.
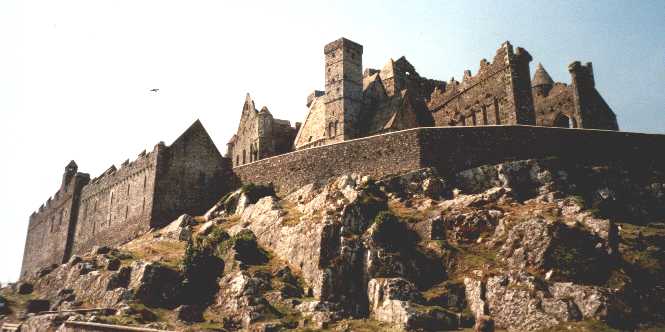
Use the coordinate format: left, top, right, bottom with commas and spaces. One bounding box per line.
0, 0, 663, 282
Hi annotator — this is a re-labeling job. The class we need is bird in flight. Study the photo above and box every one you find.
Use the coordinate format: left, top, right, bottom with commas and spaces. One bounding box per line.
150, 88, 160, 93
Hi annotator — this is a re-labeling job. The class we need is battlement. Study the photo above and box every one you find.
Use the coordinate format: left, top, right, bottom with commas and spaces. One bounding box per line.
324, 37, 363, 55
428, 41, 535, 127
80, 145, 161, 201
430, 42, 530, 111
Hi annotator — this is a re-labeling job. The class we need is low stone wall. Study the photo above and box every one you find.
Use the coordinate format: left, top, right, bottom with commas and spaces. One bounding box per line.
234, 125, 665, 194
234, 128, 423, 193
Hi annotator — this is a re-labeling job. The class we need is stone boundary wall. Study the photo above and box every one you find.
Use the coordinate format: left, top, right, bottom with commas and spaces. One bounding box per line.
234, 128, 423, 193
234, 125, 665, 194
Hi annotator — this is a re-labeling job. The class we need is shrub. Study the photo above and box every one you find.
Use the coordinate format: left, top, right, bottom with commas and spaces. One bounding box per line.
218, 229, 269, 265
180, 239, 224, 305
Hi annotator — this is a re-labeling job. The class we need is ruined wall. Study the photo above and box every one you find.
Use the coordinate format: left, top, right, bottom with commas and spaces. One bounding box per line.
428, 42, 535, 127
21, 170, 89, 278
228, 95, 297, 165
235, 126, 665, 195
72, 149, 160, 257
294, 96, 328, 149
152, 120, 235, 226
534, 83, 577, 127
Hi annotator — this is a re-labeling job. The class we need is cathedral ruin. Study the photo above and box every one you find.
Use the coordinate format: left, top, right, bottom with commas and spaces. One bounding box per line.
228, 37, 618, 166
21, 37, 623, 278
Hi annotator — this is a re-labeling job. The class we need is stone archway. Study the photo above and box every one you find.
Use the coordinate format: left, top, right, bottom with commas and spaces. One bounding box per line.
553, 113, 576, 128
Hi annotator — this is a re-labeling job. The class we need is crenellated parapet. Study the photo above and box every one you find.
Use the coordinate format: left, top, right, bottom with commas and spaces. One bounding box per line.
428, 41, 535, 127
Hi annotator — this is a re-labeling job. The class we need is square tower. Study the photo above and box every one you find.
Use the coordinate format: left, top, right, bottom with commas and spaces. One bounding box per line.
324, 37, 363, 143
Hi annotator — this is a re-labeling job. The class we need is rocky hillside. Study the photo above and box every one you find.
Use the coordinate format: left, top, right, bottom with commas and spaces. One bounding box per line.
2, 158, 665, 331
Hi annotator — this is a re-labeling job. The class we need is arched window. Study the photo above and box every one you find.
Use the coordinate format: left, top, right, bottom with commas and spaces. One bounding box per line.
553, 113, 575, 128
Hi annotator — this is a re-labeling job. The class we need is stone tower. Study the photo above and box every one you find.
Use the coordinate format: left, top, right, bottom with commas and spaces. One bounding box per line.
60, 160, 78, 192
568, 61, 597, 128
324, 37, 363, 143
532, 63, 554, 97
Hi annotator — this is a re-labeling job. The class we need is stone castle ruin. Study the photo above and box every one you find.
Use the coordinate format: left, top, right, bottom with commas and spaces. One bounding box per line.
21, 37, 630, 278
21, 121, 233, 278
228, 37, 618, 166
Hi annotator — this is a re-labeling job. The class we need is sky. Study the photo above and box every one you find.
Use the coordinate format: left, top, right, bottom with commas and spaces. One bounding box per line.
0, 0, 664, 282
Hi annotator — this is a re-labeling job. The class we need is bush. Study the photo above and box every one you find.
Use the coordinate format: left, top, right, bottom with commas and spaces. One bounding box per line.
180, 239, 224, 305
218, 229, 269, 265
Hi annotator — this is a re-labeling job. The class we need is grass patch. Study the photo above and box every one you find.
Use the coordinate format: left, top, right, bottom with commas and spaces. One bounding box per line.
280, 200, 303, 226
125, 239, 185, 270
388, 199, 429, 223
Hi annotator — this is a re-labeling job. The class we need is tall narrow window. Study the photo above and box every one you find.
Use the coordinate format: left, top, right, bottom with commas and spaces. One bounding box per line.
108, 191, 114, 226
242, 150, 246, 164
471, 112, 477, 126
494, 98, 501, 125
481, 106, 488, 125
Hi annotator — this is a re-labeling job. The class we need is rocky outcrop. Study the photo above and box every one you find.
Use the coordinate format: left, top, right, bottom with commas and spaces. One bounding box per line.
367, 278, 457, 331
213, 271, 274, 328
464, 270, 621, 331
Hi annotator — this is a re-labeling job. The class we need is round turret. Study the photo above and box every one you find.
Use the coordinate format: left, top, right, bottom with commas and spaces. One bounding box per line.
532, 63, 554, 97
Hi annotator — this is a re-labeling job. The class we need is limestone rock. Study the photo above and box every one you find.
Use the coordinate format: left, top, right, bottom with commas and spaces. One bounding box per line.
464, 270, 620, 331
214, 271, 274, 328
175, 304, 204, 322
129, 261, 181, 307
295, 300, 344, 329
407, 216, 444, 241
160, 214, 194, 241
443, 209, 502, 243
198, 220, 216, 235
367, 278, 457, 331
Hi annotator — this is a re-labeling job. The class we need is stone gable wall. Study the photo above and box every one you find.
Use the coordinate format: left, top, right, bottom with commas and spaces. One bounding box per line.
152, 121, 235, 226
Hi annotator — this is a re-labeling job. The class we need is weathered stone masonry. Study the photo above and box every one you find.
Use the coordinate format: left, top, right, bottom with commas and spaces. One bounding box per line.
21, 162, 89, 278
234, 126, 665, 195
21, 120, 233, 279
